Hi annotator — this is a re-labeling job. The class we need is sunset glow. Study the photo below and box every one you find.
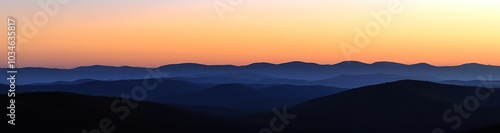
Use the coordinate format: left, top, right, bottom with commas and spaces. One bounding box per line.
1, 0, 499, 68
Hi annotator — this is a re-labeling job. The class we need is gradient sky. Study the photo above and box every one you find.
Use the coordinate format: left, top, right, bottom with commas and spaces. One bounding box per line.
1, 0, 499, 68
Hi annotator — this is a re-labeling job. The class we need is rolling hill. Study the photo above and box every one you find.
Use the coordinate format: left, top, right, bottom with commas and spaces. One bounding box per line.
242, 80, 500, 133
0, 92, 261, 133
1, 79, 346, 114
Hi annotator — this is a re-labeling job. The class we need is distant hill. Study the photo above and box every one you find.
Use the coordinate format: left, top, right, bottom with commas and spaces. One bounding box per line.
3, 61, 500, 85
1, 79, 345, 114
438, 80, 500, 88
28, 78, 99, 86
309, 73, 440, 88
174, 73, 441, 88
1, 79, 211, 98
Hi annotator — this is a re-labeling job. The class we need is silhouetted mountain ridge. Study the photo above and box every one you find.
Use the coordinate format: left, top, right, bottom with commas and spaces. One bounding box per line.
3, 61, 499, 85
274, 80, 500, 133
0, 92, 261, 133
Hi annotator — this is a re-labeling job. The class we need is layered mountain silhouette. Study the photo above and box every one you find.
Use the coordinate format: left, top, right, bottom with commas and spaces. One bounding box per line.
1, 79, 346, 113
4, 79, 210, 97
3, 61, 499, 85
154, 83, 345, 113
4, 80, 500, 133
3, 61, 500, 133
172, 73, 439, 88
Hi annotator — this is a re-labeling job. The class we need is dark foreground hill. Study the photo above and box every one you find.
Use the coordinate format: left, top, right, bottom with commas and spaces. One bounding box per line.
241, 80, 500, 133
0, 92, 261, 133
463, 124, 500, 133
289, 80, 500, 133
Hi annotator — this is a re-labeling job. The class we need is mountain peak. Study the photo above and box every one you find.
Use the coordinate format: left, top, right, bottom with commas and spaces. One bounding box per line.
410, 63, 434, 67
279, 61, 319, 66
73, 65, 121, 70
459, 63, 484, 67
246, 62, 275, 67
372, 61, 405, 66
334, 61, 368, 66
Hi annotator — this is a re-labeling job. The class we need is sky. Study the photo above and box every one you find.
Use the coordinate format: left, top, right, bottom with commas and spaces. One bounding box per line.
1, 0, 499, 68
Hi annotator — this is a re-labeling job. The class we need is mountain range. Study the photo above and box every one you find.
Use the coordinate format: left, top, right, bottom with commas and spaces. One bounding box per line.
3, 61, 500, 132
3, 80, 500, 133
2, 61, 500, 85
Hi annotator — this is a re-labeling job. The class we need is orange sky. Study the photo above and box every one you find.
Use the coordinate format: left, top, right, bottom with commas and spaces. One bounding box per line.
1, 0, 500, 68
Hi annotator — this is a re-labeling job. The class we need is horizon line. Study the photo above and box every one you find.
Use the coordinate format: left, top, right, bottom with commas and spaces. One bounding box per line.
2, 60, 499, 69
